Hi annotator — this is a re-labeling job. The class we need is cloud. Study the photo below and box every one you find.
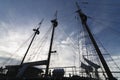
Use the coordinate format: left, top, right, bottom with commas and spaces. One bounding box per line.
0, 1, 119, 79
0, 18, 43, 64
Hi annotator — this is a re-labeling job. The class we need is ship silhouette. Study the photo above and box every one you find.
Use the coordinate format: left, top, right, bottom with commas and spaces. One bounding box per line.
0, 2, 119, 80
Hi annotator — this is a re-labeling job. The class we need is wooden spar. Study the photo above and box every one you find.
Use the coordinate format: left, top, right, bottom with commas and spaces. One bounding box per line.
20, 19, 44, 65
23, 60, 47, 66
76, 2, 117, 80
45, 12, 58, 76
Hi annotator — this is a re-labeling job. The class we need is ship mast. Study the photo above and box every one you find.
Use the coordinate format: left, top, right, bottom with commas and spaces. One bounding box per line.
76, 2, 117, 80
45, 12, 58, 76
20, 19, 44, 65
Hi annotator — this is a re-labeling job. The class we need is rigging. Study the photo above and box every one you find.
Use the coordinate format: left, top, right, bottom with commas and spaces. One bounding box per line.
20, 19, 44, 65
76, 2, 117, 80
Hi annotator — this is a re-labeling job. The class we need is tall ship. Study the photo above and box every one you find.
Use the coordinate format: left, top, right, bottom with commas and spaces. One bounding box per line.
0, 1, 120, 80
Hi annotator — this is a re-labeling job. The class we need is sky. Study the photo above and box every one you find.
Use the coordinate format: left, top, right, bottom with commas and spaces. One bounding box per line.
0, 0, 120, 78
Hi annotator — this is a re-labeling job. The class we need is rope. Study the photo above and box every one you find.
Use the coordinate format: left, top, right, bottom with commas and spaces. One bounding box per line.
60, 26, 78, 51
90, 32, 120, 79
33, 26, 52, 61
95, 36, 120, 70
2, 33, 34, 66
76, 15, 109, 77
89, 16, 120, 36
27, 26, 53, 61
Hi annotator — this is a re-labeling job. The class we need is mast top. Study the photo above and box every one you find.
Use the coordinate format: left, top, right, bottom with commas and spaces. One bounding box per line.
51, 11, 58, 27
76, 2, 81, 11
38, 19, 44, 29
33, 19, 44, 35
76, 2, 87, 24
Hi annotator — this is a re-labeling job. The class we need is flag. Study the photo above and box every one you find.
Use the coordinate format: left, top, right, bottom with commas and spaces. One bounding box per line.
84, 57, 100, 69
81, 62, 93, 72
